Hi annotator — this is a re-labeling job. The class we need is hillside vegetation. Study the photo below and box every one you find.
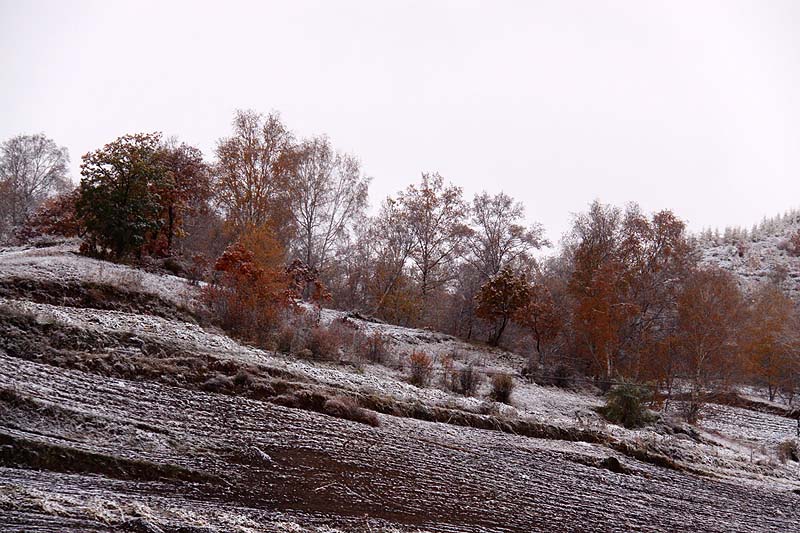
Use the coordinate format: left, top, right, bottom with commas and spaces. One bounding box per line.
3, 118, 800, 531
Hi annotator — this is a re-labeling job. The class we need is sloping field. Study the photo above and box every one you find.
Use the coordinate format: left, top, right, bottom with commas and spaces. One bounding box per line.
3, 353, 799, 533
1, 243, 800, 532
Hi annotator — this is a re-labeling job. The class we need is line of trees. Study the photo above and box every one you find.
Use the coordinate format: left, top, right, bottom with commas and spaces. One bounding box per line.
4, 110, 800, 412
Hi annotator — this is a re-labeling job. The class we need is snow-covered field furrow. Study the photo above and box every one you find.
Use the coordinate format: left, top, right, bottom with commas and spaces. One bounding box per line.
2, 353, 799, 532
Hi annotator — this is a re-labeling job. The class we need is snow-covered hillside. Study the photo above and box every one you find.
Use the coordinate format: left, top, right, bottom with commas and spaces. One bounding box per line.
1, 242, 799, 532
699, 209, 800, 297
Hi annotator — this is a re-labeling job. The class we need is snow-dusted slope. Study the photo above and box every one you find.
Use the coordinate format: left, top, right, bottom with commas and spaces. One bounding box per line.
699, 210, 800, 297
2, 243, 800, 532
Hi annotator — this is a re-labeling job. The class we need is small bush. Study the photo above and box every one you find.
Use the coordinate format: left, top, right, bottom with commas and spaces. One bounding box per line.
443, 362, 482, 397
323, 396, 380, 427
777, 439, 799, 463
307, 325, 341, 360
275, 325, 295, 354
599, 382, 653, 428
15, 189, 81, 242
552, 364, 574, 389
354, 331, 390, 363
680, 396, 704, 424
490, 373, 514, 404
408, 351, 433, 387
201, 373, 234, 393
778, 231, 800, 257
533, 363, 574, 388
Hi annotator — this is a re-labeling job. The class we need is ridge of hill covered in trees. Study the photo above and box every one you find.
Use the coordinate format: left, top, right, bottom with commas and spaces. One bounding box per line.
697, 209, 800, 299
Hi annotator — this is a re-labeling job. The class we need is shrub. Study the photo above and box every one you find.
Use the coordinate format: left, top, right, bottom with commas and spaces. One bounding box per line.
490, 373, 514, 404
777, 439, 798, 463
778, 231, 800, 257
680, 395, 704, 424
354, 331, 390, 363
203, 234, 289, 346
552, 364, 574, 389
322, 396, 380, 427
599, 382, 653, 428
275, 325, 295, 354
201, 373, 234, 393
408, 351, 433, 387
15, 189, 81, 242
307, 325, 342, 360
443, 362, 482, 397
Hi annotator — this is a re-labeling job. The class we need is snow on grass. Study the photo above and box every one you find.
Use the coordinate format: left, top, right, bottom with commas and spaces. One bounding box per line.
0, 241, 200, 310
5, 243, 800, 491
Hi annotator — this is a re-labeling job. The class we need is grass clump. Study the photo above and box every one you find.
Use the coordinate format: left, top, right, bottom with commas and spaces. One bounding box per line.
490, 373, 514, 404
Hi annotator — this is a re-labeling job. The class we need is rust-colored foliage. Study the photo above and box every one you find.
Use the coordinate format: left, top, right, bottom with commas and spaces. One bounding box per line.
146, 142, 211, 256
286, 259, 330, 303
741, 284, 799, 401
15, 188, 81, 241
408, 351, 433, 387
515, 280, 562, 366
214, 110, 296, 244
204, 224, 289, 344
674, 268, 744, 419
567, 202, 694, 379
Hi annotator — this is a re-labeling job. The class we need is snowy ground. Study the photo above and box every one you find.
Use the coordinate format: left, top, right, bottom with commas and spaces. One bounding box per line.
1, 243, 800, 532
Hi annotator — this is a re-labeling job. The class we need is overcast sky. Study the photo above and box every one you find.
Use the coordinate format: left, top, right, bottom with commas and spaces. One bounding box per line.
2, 0, 799, 244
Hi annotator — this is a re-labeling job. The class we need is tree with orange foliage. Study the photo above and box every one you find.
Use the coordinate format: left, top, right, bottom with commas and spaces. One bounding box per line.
567, 201, 694, 380
153, 140, 211, 255
567, 202, 632, 378
674, 267, 744, 420
204, 224, 289, 345
475, 265, 531, 346
742, 283, 799, 401
15, 188, 81, 241
516, 279, 562, 367
213, 110, 296, 243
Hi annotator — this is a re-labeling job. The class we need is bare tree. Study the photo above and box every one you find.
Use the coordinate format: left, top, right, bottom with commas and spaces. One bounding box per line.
213, 110, 295, 241
467, 191, 547, 279
366, 198, 418, 318
0, 134, 71, 238
397, 173, 468, 309
289, 136, 369, 277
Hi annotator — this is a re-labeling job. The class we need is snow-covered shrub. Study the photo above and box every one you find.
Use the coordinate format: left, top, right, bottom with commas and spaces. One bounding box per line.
490, 373, 514, 404
275, 325, 295, 354
307, 324, 347, 360
680, 397, 704, 424
203, 239, 289, 346
552, 364, 574, 389
14, 189, 81, 243
777, 231, 800, 257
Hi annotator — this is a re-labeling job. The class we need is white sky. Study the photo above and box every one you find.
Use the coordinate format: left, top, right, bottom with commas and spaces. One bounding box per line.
2, 0, 799, 244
